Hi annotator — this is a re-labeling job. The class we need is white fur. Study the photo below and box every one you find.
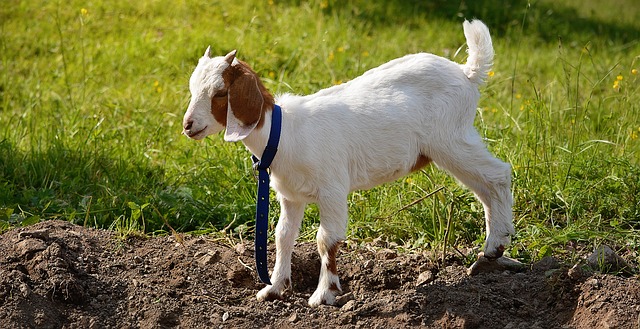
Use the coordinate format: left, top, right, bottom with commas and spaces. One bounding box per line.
183, 20, 514, 307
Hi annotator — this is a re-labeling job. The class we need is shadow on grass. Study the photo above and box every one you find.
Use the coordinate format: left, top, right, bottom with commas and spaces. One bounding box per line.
0, 139, 247, 233
286, 0, 639, 43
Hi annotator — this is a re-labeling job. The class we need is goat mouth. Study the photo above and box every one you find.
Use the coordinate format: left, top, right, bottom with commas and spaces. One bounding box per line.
185, 126, 207, 139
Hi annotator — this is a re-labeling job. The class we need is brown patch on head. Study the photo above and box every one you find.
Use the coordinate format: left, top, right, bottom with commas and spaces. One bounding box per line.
209, 65, 234, 126
411, 154, 432, 172
326, 242, 341, 275
210, 93, 228, 126
211, 60, 274, 129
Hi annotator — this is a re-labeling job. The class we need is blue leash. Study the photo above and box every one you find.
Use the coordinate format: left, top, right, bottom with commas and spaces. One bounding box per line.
251, 104, 282, 285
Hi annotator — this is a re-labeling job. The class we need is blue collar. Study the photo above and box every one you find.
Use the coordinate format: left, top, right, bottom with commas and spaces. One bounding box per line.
251, 104, 282, 285
252, 104, 282, 170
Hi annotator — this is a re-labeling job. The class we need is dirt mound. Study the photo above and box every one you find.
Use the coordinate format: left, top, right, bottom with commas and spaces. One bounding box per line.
1, 220, 639, 328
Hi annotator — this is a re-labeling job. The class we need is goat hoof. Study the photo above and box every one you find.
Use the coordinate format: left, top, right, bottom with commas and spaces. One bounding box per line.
483, 244, 505, 259
467, 253, 525, 276
256, 286, 284, 302
308, 289, 339, 307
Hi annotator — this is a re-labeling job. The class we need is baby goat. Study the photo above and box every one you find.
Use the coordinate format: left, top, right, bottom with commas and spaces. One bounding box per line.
182, 20, 514, 307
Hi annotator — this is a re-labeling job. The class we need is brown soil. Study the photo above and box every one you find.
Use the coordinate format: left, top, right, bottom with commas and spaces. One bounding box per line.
1, 220, 639, 329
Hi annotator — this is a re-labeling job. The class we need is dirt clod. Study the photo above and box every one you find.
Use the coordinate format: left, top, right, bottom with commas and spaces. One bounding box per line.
1, 220, 639, 328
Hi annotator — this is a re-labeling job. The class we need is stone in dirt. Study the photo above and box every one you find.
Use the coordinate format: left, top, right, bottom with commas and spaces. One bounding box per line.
416, 271, 435, 286
586, 245, 634, 275
17, 228, 50, 240
15, 238, 47, 257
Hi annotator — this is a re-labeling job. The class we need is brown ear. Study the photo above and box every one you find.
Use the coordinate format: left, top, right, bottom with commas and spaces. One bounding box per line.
224, 68, 264, 142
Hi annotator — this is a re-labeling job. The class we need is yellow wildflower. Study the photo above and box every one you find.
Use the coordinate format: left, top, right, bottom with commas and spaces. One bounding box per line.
80, 8, 88, 16
632, 69, 638, 75
328, 51, 334, 61
320, 0, 328, 9
362, 51, 369, 57
488, 71, 495, 77
616, 75, 623, 81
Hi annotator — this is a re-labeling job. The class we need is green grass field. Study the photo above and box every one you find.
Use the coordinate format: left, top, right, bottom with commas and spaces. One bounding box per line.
1, 0, 639, 264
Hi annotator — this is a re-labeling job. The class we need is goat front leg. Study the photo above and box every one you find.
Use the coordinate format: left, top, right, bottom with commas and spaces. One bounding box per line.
308, 193, 348, 307
256, 197, 305, 301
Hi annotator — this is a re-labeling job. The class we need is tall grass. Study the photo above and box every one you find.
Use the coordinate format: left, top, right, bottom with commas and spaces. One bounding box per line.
1, 0, 638, 264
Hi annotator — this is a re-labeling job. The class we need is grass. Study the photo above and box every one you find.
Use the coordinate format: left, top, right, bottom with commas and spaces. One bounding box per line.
1, 0, 639, 266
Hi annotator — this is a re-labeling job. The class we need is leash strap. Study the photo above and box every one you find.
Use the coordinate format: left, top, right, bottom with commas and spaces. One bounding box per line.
252, 104, 282, 285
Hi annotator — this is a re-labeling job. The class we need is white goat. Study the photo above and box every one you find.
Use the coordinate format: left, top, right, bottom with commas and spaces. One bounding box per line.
182, 20, 514, 307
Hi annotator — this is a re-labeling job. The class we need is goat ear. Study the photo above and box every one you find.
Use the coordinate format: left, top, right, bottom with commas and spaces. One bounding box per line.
204, 46, 212, 58
223, 70, 264, 142
224, 50, 237, 65
224, 114, 259, 142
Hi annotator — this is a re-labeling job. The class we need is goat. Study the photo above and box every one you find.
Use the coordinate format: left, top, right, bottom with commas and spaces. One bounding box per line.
182, 20, 514, 307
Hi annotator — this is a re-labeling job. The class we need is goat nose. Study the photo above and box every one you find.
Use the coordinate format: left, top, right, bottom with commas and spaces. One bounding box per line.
184, 120, 193, 130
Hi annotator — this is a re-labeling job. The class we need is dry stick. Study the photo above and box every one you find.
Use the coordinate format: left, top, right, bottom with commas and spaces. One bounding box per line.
451, 245, 467, 259
152, 205, 183, 245
376, 186, 445, 220
442, 201, 454, 265
223, 214, 239, 247
237, 257, 254, 272
222, 214, 237, 233
83, 196, 92, 227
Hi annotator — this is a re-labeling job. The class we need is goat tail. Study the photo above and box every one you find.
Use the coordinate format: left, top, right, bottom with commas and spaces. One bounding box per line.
462, 20, 494, 85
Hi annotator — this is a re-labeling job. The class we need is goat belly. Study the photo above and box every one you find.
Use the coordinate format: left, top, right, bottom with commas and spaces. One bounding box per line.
347, 157, 418, 191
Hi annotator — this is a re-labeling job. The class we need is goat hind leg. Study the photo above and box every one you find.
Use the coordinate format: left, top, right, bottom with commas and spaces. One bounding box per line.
429, 133, 514, 258
308, 194, 347, 307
